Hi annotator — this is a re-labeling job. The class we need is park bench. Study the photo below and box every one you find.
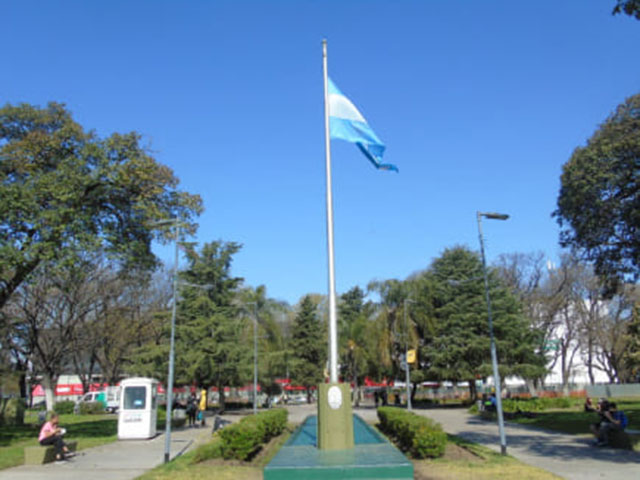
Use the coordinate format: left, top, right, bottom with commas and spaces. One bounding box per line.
611, 428, 640, 451
24, 441, 77, 465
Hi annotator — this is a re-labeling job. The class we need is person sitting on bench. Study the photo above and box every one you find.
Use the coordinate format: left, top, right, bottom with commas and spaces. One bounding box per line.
38, 413, 71, 461
594, 402, 628, 447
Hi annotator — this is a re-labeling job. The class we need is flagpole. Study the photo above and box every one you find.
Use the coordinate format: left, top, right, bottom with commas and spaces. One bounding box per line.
322, 39, 338, 384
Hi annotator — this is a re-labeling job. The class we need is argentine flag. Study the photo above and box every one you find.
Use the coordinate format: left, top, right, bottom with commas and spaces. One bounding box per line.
328, 78, 398, 172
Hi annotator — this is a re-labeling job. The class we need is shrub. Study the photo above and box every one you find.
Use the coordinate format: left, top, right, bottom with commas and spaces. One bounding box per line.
212, 408, 287, 461
54, 400, 76, 415
78, 401, 105, 415
192, 436, 224, 462
377, 407, 446, 459
501, 396, 575, 413
0, 397, 26, 426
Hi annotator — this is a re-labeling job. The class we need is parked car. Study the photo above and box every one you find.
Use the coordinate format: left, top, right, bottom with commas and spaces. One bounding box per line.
74, 386, 121, 413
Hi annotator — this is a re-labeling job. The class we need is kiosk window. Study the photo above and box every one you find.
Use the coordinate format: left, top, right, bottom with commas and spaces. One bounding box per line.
123, 386, 146, 409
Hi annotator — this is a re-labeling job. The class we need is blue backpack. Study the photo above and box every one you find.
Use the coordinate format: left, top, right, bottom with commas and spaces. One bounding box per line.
616, 410, 628, 429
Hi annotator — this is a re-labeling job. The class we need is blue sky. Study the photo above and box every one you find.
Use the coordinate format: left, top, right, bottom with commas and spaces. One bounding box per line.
3, 1, 639, 305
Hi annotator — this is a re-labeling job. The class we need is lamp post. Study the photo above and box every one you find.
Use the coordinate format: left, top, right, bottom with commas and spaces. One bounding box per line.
151, 219, 181, 464
245, 302, 259, 415
403, 298, 416, 411
477, 211, 509, 455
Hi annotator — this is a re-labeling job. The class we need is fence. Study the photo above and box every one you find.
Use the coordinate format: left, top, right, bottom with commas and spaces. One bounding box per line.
586, 383, 640, 398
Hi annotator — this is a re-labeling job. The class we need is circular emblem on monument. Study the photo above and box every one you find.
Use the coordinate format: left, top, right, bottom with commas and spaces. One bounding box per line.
327, 386, 342, 410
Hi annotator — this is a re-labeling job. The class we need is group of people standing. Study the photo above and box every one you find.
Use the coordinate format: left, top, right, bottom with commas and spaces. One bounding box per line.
185, 388, 208, 428
585, 397, 629, 447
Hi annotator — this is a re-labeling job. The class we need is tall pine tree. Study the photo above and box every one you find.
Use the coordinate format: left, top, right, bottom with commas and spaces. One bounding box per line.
290, 295, 325, 402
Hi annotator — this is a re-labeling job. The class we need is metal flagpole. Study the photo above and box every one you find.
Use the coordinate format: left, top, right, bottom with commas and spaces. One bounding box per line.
322, 39, 338, 384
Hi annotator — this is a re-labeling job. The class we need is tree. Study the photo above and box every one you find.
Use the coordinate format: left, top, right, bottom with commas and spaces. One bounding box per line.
613, 1, 640, 20
5, 260, 100, 411
423, 247, 544, 401
237, 285, 288, 405
290, 295, 325, 402
554, 93, 640, 289
0, 102, 202, 312
338, 287, 372, 406
174, 241, 246, 412
623, 305, 640, 381
495, 252, 549, 394
94, 267, 174, 385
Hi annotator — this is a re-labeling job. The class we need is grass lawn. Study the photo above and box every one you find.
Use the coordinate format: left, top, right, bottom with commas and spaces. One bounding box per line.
414, 435, 561, 480
506, 398, 640, 435
0, 411, 118, 470
136, 427, 560, 480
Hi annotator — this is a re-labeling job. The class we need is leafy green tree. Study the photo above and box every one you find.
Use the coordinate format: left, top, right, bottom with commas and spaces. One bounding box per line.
0, 102, 202, 311
423, 247, 544, 401
237, 285, 288, 405
338, 287, 372, 405
367, 279, 408, 383
290, 295, 325, 402
554, 93, 640, 289
613, 0, 640, 20
175, 241, 246, 411
624, 305, 640, 381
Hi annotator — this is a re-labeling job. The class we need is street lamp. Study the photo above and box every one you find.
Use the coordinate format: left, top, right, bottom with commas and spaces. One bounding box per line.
403, 298, 416, 411
477, 211, 509, 455
150, 218, 182, 464
245, 302, 259, 415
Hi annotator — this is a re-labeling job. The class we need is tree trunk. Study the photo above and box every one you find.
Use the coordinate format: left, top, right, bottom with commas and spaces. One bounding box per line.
467, 379, 477, 403
217, 382, 226, 413
19, 372, 27, 400
526, 379, 538, 397
411, 381, 418, 405
42, 373, 57, 412
587, 338, 595, 385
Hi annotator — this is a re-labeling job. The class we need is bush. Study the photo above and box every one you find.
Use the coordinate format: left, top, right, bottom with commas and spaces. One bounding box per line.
54, 400, 76, 415
203, 408, 288, 461
192, 436, 224, 462
501, 396, 575, 413
377, 407, 446, 459
78, 401, 105, 415
0, 397, 26, 426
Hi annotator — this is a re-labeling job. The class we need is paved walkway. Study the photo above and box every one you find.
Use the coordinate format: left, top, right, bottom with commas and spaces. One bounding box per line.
412, 407, 640, 480
0, 421, 217, 480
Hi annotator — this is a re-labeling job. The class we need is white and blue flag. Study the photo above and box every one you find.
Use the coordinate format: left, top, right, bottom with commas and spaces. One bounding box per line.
328, 78, 398, 172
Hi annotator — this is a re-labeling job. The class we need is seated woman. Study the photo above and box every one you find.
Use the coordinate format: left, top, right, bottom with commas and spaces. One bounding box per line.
38, 413, 71, 462
584, 396, 596, 412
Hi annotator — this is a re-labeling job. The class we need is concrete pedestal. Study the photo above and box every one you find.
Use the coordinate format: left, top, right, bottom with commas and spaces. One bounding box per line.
317, 383, 354, 450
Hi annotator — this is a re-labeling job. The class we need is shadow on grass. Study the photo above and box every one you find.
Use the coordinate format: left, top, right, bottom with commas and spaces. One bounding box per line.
0, 417, 117, 447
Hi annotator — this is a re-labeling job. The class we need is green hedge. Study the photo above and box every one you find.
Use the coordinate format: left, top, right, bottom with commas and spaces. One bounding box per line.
501, 397, 574, 413
77, 401, 105, 415
0, 397, 26, 426
377, 407, 446, 459
195, 408, 288, 462
54, 400, 76, 415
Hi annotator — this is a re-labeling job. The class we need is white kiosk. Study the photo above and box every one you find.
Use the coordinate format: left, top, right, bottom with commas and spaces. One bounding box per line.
117, 377, 159, 440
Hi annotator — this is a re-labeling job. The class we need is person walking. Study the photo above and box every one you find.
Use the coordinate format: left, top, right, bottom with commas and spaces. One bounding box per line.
198, 388, 207, 427
186, 393, 197, 427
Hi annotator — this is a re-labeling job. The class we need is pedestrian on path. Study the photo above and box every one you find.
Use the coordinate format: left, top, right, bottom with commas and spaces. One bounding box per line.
198, 388, 207, 427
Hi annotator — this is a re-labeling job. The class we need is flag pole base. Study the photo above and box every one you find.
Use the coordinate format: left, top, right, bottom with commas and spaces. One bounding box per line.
317, 383, 354, 450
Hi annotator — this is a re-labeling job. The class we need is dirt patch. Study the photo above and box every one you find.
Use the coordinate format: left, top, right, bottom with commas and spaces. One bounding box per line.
440, 442, 481, 462
413, 443, 482, 480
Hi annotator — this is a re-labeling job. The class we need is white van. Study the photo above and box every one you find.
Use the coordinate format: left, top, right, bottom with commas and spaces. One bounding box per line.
74, 386, 120, 413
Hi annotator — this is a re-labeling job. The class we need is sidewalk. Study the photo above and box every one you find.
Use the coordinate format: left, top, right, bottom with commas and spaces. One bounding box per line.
414, 408, 640, 480
0, 424, 212, 480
